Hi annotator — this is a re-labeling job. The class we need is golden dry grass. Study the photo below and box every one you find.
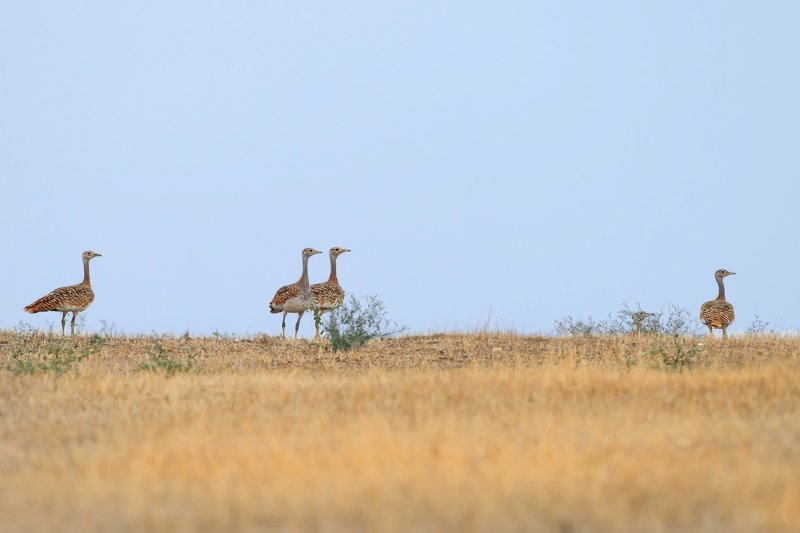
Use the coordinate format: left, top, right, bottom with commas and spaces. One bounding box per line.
1, 332, 799, 532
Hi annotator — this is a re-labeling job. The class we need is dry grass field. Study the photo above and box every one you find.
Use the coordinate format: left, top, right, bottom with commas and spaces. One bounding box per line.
1, 331, 799, 532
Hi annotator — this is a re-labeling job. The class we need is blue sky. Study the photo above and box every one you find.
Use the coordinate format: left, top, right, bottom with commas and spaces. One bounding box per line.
2, 1, 798, 336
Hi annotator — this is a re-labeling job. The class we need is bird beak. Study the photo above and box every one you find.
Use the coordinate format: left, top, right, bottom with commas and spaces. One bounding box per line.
95, 253, 102, 257
343, 248, 351, 253
729, 272, 735, 275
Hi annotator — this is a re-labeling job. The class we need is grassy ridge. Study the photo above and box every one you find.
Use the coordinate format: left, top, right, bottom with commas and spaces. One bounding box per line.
1, 333, 799, 531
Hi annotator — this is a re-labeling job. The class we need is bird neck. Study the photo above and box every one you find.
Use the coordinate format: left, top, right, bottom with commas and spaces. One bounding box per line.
298, 255, 310, 287
82, 258, 91, 287
716, 276, 726, 301
328, 253, 338, 284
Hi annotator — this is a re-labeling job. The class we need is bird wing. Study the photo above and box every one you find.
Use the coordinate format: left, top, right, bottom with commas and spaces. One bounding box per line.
311, 282, 345, 310
24, 284, 94, 313
269, 283, 300, 313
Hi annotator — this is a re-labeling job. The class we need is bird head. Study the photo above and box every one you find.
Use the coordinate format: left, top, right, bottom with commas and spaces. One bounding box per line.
715, 268, 735, 279
330, 247, 351, 257
302, 248, 322, 258
83, 250, 102, 261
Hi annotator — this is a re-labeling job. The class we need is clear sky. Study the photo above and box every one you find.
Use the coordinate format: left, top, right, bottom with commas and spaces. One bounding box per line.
2, 1, 798, 336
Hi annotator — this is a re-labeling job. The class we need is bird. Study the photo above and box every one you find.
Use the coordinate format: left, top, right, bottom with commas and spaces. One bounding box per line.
269, 247, 322, 338
631, 310, 657, 341
700, 269, 736, 339
310, 247, 351, 342
24, 250, 102, 336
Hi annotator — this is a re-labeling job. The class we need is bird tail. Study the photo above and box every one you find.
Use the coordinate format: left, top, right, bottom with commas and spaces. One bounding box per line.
24, 294, 55, 313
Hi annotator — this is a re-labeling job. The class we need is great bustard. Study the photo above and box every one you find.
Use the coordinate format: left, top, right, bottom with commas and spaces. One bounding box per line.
24, 250, 102, 336
269, 247, 322, 338
700, 269, 736, 338
311, 247, 351, 341
632, 311, 657, 341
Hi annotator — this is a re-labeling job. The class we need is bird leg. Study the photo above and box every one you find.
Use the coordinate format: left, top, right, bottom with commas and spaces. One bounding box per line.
722, 326, 728, 339
314, 311, 321, 342
71, 312, 79, 336
707, 325, 713, 336
281, 311, 287, 339
294, 310, 304, 339
61, 312, 67, 336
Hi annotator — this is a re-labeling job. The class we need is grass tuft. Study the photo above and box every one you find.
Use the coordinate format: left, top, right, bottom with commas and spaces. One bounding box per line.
138, 336, 195, 376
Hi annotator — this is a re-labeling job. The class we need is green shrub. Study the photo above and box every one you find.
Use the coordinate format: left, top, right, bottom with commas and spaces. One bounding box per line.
138, 337, 195, 376
649, 336, 701, 372
554, 303, 697, 337
6, 324, 105, 376
323, 295, 405, 352
553, 315, 606, 337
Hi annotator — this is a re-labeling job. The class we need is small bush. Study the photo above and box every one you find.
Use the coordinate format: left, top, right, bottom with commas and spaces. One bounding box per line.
662, 304, 696, 336
6, 324, 105, 376
138, 337, 195, 376
323, 295, 405, 352
212, 329, 237, 340
611, 303, 659, 335
98, 320, 121, 338
554, 303, 697, 337
747, 315, 772, 334
649, 336, 701, 372
553, 315, 607, 337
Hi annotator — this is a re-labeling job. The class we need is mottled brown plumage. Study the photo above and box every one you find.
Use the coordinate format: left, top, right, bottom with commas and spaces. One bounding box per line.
311, 247, 350, 341
700, 269, 736, 339
269, 284, 300, 311
24, 285, 95, 313
312, 283, 345, 310
632, 311, 656, 341
268, 247, 322, 338
24, 250, 102, 336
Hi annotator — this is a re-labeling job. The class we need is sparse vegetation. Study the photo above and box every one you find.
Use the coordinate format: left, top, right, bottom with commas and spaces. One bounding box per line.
555, 303, 697, 337
747, 315, 772, 334
322, 294, 406, 351
98, 320, 121, 338
553, 314, 606, 336
5, 324, 105, 376
0, 331, 798, 532
648, 335, 702, 372
138, 336, 195, 376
